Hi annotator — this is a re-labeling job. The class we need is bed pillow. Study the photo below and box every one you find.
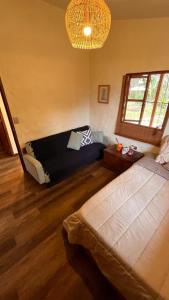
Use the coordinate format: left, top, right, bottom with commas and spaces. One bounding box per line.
92, 131, 104, 143
156, 135, 169, 164
78, 128, 93, 147
67, 131, 83, 150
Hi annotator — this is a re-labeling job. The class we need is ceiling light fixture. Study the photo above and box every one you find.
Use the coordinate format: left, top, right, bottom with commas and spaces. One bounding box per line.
65, 0, 111, 50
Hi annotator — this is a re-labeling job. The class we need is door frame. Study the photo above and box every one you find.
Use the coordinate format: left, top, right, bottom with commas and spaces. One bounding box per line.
0, 108, 14, 155
0, 77, 26, 171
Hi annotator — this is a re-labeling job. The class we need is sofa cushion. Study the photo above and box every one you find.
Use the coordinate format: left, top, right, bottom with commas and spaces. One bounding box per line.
27, 126, 89, 161
42, 143, 105, 184
67, 131, 83, 150
92, 131, 104, 143
78, 128, 93, 147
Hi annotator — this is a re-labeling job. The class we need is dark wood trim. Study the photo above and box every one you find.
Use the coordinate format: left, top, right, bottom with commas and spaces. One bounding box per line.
114, 129, 161, 146
126, 70, 169, 76
129, 74, 149, 79
115, 120, 163, 145
150, 74, 164, 127
126, 99, 144, 102
120, 75, 128, 123
123, 119, 139, 123
0, 77, 26, 171
115, 71, 169, 146
120, 121, 164, 131
139, 74, 151, 125
0, 108, 14, 155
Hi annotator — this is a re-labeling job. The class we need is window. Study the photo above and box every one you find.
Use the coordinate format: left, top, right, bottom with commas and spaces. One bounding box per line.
115, 71, 169, 145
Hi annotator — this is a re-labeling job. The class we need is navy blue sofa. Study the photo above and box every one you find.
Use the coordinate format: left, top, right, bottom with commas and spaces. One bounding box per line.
25, 126, 105, 185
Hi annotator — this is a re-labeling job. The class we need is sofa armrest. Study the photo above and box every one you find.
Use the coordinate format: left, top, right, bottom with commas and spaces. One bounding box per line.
23, 154, 48, 184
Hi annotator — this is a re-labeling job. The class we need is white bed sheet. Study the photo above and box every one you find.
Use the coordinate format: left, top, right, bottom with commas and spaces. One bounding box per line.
64, 163, 169, 300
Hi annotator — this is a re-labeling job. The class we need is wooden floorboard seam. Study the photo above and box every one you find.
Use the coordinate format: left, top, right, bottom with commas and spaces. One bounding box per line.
0, 155, 124, 300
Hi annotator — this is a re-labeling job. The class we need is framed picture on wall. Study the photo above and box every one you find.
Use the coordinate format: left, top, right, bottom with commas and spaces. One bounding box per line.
98, 85, 110, 104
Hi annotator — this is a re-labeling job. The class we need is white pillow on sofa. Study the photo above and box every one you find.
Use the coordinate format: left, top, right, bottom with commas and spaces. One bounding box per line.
67, 131, 83, 150
92, 131, 104, 143
156, 135, 169, 164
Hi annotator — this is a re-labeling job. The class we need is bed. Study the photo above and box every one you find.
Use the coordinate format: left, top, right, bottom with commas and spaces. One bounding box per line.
63, 156, 169, 300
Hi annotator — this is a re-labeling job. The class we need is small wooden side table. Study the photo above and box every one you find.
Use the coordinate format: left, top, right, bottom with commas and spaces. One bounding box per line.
103, 145, 144, 174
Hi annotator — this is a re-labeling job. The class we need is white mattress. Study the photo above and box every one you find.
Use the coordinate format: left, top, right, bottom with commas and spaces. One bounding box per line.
64, 163, 169, 300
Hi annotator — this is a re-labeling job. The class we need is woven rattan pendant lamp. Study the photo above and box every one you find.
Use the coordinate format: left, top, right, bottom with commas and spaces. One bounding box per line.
65, 0, 111, 49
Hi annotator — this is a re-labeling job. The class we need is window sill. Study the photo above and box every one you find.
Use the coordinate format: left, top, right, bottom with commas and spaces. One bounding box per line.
115, 124, 161, 146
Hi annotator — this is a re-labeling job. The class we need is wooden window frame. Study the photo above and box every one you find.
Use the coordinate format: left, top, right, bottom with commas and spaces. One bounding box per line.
115, 70, 169, 146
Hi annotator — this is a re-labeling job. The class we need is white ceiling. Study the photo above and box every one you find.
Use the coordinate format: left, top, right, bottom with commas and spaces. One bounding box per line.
43, 0, 169, 20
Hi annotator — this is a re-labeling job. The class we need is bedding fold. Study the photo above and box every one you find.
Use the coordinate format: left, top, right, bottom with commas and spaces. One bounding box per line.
64, 162, 169, 300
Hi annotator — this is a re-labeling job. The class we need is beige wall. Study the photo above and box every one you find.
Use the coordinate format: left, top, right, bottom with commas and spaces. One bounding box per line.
1, 2, 169, 154
0, 0, 90, 147
90, 18, 169, 153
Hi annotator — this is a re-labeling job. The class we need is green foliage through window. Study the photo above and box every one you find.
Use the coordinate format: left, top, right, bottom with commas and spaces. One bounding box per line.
123, 72, 169, 129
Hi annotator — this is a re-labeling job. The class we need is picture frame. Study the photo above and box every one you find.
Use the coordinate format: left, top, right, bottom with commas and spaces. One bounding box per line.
98, 85, 110, 104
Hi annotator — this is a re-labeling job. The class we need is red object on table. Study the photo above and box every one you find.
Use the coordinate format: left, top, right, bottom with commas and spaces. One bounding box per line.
116, 144, 123, 152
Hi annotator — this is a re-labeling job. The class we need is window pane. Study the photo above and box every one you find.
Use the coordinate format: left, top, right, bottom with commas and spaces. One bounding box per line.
128, 77, 147, 100
152, 103, 168, 129
124, 101, 142, 123
158, 73, 169, 104
147, 74, 160, 102
140, 102, 154, 126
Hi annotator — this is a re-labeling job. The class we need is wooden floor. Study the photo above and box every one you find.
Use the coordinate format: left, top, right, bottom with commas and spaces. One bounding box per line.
0, 154, 124, 300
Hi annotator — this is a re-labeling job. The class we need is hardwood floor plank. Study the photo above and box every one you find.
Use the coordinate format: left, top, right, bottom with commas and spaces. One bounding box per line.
0, 238, 16, 257
0, 232, 65, 299
0, 222, 59, 274
0, 155, 124, 300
